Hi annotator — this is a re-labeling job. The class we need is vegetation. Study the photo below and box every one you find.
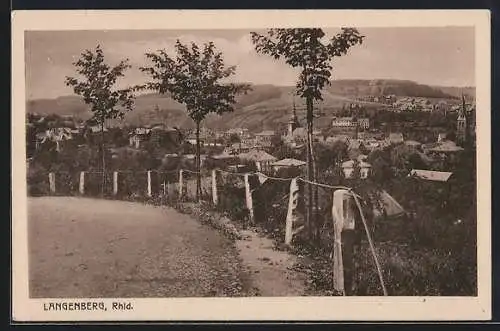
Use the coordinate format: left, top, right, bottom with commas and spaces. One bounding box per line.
26, 33, 477, 297
251, 28, 364, 240
140, 40, 250, 201
65, 45, 137, 195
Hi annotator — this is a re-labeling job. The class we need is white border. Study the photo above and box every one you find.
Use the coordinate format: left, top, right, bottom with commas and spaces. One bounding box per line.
12, 9, 491, 321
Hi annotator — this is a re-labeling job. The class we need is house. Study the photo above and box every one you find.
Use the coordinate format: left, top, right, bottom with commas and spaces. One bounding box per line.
358, 118, 370, 130
404, 140, 422, 151
426, 140, 464, 154
238, 150, 277, 173
388, 132, 404, 145
271, 158, 306, 172
224, 141, 257, 155
223, 128, 250, 140
88, 125, 109, 134
324, 134, 351, 145
364, 139, 380, 150
181, 154, 208, 168
437, 132, 447, 143
341, 159, 372, 179
35, 127, 74, 151
331, 117, 356, 128
409, 169, 453, 182
129, 127, 151, 149
255, 130, 275, 148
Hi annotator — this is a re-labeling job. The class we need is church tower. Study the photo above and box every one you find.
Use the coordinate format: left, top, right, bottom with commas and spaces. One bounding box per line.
287, 99, 300, 136
456, 94, 467, 145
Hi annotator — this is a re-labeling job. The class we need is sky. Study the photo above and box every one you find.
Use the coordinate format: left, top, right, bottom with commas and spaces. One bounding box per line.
24, 27, 475, 100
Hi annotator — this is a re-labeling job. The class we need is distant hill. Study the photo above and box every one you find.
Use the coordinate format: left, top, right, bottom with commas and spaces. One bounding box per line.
431, 85, 475, 100
26, 79, 475, 132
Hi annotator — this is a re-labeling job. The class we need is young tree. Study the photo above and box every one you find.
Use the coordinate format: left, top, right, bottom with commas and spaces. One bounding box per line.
251, 28, 364, 239
140, 40, 250, 201
65, 45, 136, 195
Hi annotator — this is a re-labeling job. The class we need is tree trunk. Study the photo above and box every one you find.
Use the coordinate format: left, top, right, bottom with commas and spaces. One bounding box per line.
101, 119, 106, 197
195, 121, 201, 202
310, 129, 319, 243
306, 95, 314, 241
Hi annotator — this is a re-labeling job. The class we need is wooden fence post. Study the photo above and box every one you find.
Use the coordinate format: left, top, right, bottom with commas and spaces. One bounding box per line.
147, 170, 152, 197
285, 178, 300, 245
178, 169, 184, 200
113, 171, 118, 196
48, 172, 56, 194
244, 173, 254, 224
79, 171, 85, 195
212, 169, 218, 205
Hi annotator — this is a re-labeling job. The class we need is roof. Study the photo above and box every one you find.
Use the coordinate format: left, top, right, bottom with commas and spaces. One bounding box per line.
238, 150, 277, 162
211, 152, 236, 160
410, 169, 453, 182
255, 130, 275, 136
291, 127, 307, 137
427, 141, 464, 153
389, 132, 404, 140
348, 140, 361, 149
325, 135, 350, 142
341, 160, 372, 168
357, 154, 368, 161
89, 126, 108, 133
372, 190, 406, 218
226, 128, 245, 134
271, 158, 307, 167
332, 117, 353, 121
404, 140, 422, 146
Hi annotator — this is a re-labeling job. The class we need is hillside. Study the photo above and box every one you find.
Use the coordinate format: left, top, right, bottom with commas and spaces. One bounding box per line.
26, 79, 474, 132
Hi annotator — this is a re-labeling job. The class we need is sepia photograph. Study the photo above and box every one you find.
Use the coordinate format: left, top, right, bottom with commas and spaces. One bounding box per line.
12, 10, 491, 321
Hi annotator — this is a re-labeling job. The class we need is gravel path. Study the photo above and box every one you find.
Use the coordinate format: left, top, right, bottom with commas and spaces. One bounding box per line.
236, 230, 307, 296
28, 197, 245, 298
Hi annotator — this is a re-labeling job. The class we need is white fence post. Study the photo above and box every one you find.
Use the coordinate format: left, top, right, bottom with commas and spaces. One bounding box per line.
212, 169, 218, 205
178, 169, 184, 200
48, 172, 56, 194
113, 171, 118, 196
147, 170, 152, 197
79, 171, 85, 195
244, 173, 254, 224
285, 178, 300, 245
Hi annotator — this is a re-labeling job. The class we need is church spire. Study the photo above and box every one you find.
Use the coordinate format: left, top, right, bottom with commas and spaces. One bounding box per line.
288, 96, 299, 135
456, 93, 467, 145
461, 94, 466, 117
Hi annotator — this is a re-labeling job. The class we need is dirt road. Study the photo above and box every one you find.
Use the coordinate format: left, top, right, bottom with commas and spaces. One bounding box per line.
28, 197, 246, 298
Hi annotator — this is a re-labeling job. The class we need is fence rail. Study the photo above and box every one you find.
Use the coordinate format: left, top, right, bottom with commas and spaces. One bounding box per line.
29, 167, 387, 296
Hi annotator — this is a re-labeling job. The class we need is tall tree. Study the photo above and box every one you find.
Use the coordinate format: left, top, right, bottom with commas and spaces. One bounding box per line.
140, 40, 250, 201
65, 45, 136, 195
251, 28, 364, 238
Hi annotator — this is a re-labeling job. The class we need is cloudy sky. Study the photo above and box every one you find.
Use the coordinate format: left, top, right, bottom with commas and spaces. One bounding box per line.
25, 27, 475, 100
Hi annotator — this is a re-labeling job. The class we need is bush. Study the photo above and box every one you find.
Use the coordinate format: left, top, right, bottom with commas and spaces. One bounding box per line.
217, 175, 249, 225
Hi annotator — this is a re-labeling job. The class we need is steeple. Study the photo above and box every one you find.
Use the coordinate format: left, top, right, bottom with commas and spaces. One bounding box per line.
456, 94, 467, 145
288, 97, 299, 135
